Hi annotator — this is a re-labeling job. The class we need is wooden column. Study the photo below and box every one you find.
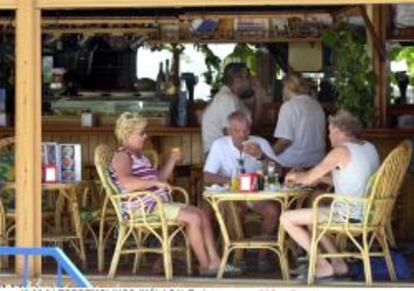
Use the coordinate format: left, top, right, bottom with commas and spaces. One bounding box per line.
15, 0, 42, 276
372, 4, 388, 127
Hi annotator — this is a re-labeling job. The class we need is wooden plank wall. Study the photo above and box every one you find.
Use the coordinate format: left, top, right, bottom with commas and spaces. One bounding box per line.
38, 130, 203, 180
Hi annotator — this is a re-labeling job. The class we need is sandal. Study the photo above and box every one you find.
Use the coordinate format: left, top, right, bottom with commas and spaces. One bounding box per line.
199, 264, 242, 277
222, 264, 242, 275
295, 270, 336, 282
291, 263, 308, 276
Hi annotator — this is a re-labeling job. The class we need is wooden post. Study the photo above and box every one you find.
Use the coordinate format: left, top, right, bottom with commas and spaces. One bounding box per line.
15, 0, 42, 276
372, 4, 388, 127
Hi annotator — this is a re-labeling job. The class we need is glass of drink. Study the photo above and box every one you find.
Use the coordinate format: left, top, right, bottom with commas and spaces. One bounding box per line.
170, 147, 182, 164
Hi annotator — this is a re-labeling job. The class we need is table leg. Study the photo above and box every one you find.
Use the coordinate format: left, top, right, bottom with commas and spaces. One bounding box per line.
228, 202, 244, 266
276, 198, 291, 280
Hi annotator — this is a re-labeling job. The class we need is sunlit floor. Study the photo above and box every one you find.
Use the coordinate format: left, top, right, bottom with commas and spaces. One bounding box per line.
1, 240, 414, 288
1, 273, 414, 288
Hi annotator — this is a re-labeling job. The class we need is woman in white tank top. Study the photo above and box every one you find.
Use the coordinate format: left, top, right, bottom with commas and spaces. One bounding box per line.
279, 110, 380, 279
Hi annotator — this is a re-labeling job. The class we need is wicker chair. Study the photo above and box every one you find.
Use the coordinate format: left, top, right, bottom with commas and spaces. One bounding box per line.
94, 148, 160, 272
0, 137, 15, 268
0, 199, 6, 268
0, 136, 87, 269
307, 140, 413, 285
94, 144, 192, 279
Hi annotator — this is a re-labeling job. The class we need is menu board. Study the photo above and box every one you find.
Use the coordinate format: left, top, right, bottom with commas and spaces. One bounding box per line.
42, 142, 59, 166
58, 144, 82, 182
41, 142, 59, 182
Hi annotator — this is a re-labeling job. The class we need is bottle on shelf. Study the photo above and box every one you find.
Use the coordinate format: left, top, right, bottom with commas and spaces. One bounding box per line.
165, 58, 178, 96
165, 59, 170, 84
156, 62, 166, 97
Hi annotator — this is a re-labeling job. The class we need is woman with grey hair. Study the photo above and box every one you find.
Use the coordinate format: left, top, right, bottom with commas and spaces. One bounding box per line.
280, 109, 380, 279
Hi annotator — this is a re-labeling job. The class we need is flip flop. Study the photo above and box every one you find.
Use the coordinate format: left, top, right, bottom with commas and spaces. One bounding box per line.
199, 264, 242, 277
295, 268, 336, 282
223, 264, 242, 275
290, 263, 308, 276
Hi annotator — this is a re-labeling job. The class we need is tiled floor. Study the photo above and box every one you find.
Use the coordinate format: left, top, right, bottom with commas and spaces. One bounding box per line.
1, 239, 414, 287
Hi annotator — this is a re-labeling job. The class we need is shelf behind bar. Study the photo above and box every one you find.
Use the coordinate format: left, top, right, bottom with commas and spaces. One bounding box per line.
1, 125, 200, 135
388, 104, 414, 116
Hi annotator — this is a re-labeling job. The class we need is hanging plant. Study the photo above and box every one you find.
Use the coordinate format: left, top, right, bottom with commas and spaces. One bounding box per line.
323, 25, 376, 127
194, 44, 222, 93
223, 44, 257, 75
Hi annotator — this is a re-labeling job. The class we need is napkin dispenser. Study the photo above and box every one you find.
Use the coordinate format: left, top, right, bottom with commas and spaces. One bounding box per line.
239, 173, 258, 192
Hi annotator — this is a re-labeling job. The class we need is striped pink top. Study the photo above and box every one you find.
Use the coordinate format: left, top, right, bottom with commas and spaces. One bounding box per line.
110, 147, 171, 216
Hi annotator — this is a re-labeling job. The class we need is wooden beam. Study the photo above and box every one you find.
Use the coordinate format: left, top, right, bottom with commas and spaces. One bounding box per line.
15, 0, 42, 277
359, 5, 386, 62
148, 37, 321, 44
43, 27, 158, 35
331, 5, 360, 18
43, 17, 178, 25
372, 4, 388, 127
0, 0, 17, 9
36, 0, 414, 9
180, 11, 332, 20
0, 17, 178, 25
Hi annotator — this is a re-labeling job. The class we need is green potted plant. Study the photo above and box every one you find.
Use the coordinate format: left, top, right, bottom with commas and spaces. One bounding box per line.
323, 25, 376, 127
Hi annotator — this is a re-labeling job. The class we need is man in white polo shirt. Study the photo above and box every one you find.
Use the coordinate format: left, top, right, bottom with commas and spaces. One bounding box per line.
201, 62, 265, 154
204, 111, 280, 268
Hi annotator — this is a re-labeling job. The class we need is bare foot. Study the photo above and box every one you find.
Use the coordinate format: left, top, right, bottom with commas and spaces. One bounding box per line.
331, 259, 348, 276
199, 265, 215, 275
207, 256, 222, 270
315, 259, 334, 278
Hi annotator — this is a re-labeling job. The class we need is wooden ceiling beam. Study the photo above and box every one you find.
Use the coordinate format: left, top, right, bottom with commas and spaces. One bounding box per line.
35, 0, 411, 10
331, 5, 360, 18
358, 5, 386, 61
43, 27, 158, 34
180, 11, 332, 20
0, 0, 17, 9
42, 17, 178, 25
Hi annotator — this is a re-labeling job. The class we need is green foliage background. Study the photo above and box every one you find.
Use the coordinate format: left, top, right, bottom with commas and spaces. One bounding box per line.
323, 26, 376, 127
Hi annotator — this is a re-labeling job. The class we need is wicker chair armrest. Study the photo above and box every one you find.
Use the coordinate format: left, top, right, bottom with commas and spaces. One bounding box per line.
312, 193, 369, 225
170, 186, 190, 204
313, 193, 368, 208
113, 190, 157, 200
112, 190, 166, 223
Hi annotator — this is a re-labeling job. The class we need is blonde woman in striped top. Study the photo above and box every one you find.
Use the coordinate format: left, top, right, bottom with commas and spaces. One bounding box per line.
110, 112, 239, 276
